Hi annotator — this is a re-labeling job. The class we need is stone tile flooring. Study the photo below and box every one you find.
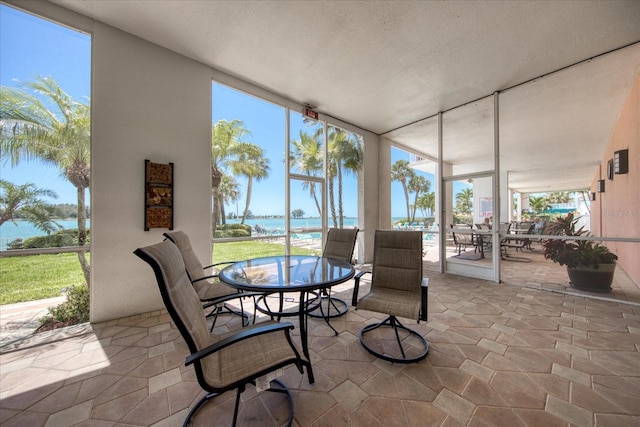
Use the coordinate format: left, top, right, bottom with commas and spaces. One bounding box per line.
2, 267, 640, 426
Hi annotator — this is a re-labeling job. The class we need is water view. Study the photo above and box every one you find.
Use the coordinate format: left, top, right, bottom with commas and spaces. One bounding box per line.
0, 220, 89, 251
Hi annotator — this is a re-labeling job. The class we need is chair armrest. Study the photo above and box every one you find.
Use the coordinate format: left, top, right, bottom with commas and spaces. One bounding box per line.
420, 278, 429, 322
201, 290, 265, 309
351, 270, 371, 307
202, 260, 238, 270
185, 321, 294, 366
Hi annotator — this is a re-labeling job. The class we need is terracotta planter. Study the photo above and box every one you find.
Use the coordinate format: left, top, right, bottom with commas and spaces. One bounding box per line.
567, 263, 616, 293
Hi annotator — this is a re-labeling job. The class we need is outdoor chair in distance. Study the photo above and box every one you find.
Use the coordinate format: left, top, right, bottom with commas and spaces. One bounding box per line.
164, 230, 258, 329
351, 230, 429, 363
134, 240, 307, 427
308, 227, 358, 334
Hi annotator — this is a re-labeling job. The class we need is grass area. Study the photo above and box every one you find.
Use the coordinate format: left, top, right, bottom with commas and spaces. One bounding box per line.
0, 241, 313, 305
213, 240, 317, 263
0, 253, 87, 305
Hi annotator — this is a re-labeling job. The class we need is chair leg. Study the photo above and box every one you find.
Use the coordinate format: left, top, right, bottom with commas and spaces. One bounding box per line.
184, 381, 294, 427
308, 288, 348, 336
359, 315, 429, 364
183, 391, 219, 427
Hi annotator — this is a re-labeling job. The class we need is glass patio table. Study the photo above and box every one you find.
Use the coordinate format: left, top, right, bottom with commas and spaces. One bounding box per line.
218, 255, 356, 383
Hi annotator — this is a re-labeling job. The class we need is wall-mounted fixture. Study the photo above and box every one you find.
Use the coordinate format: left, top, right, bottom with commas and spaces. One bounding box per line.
614, 149, 629, 174
590, 192, 596, 201
607, 159, 614, 180
597, 179, 605, 193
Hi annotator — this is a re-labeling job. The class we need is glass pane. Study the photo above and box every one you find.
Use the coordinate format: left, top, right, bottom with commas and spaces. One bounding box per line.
212, 83, 285, 234
290, 178, 324, 254
445, 176, 494, 268
326, 125, 362, 229
289, 110, 324, 176
390, 146, 439, 271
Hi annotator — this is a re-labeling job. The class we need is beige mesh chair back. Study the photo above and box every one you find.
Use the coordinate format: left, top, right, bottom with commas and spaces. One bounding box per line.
308, 228, 359, 331
164, 230, 252, 328
323, 227, 358, 262
134, 240, 306, 427
351, 230, 429, 363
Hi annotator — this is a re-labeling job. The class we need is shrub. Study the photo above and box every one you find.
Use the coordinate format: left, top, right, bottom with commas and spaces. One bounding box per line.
214, 223, 251, 238
9, 228, 91, 249
38, 284, 89, 329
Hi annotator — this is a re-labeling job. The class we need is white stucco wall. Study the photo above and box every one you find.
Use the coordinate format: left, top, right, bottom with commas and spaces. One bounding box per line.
90, 23, 213, 322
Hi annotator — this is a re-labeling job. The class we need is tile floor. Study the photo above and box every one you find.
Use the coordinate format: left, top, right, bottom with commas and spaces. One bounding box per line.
1, 255, 640, 426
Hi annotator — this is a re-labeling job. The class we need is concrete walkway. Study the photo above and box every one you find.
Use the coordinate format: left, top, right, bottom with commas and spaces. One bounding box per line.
0, 296, 64, 350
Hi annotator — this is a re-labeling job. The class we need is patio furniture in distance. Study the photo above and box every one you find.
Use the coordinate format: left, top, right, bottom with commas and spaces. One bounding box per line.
450, 225, 485, 259
134, 240, 307, 427
499, 223, 533, 262
308, 227, 358, 331
164, 230, 258, 329
351, 230, 429, 363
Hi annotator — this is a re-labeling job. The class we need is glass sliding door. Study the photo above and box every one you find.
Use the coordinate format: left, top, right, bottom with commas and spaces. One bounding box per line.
288, 110, 325, 254
288, 111, 363, 258
442, 97, 498, 281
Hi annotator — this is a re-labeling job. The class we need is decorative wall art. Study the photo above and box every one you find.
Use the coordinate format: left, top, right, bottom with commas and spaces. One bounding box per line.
144, 159, 174, 230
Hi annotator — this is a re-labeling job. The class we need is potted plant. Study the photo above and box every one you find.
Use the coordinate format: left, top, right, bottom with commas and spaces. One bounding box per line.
542, 213, 618, 292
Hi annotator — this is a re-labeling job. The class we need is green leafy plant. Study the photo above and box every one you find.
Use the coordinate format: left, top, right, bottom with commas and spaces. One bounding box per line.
542, 213, 617, 269
38, 284, 89, 331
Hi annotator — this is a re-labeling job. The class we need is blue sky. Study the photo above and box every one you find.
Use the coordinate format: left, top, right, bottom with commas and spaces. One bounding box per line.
1, 4, 91, 205
1, 4, 433, 219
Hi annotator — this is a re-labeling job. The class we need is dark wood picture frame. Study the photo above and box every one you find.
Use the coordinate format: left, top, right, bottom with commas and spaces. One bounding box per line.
144, 159, 174, 230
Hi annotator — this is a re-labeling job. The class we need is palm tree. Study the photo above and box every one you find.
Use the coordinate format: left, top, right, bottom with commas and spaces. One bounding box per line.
1, 77, 91, 284
290, 131, 323, 216
326, 128, 362, 227
408, 175, 430, 224
529, 195, 551, 213
218, 174, 240, 222
211, 119, 249, 230
455, 188, 473, 215
547, 191, 572, 204
391, 159, 416, 221
417, 191, 435, 218
229, 143, 270, 224
0, 179, 60, 233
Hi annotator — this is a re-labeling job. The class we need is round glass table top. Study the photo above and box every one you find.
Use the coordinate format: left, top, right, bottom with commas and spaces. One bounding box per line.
219, 255, 355, 292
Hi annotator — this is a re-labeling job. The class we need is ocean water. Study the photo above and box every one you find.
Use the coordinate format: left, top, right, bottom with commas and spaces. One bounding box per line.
0, 219, 89, 251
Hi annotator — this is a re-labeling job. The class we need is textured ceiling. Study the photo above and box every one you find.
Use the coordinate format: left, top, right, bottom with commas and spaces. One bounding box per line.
50, 0, 640, 193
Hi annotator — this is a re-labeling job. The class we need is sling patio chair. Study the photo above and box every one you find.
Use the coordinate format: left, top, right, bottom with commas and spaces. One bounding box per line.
351, 230, 429, 363
134, 240, 307, 427
164, 230, 260, 329
308, 227, 359, 334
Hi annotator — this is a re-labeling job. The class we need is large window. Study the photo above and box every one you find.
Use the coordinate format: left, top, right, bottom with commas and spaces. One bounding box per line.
0, 5, 91, 304
212, 83, 362, 259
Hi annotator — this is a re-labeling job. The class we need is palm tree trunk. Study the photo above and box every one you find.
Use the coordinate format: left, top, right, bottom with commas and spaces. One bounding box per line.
403, 182, 411, 222
76, 187, 90, 285
337, 166, 344, 228
241, 177, 253, 224
218, 192, 226, 225
310, 184, 322, 217
328, 178, 337, 227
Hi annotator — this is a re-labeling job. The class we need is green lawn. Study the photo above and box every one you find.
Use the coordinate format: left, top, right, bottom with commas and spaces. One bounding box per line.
213, 240, 316, 263
0, 241, 315, 305
0, 253, 87, 305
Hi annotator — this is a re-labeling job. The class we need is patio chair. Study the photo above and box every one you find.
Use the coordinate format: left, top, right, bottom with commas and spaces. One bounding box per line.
351, 230, 429, 363
308, 227, 359, 332
499, 222, 532, 262
164, 230, 258, 329
134, 240, 306, 427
